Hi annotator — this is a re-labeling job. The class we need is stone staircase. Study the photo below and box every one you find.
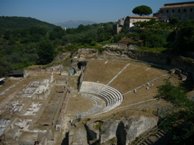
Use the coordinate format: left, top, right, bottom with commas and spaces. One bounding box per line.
80, 81, 123, 113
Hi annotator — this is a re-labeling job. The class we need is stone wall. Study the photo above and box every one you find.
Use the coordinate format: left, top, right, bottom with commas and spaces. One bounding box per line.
170, 56, 194, 78
126, 50, 169, 65
66, 116, 158, 145
103, 48, 194, 79
127, 50, 194, 79
74, 47, 194, 79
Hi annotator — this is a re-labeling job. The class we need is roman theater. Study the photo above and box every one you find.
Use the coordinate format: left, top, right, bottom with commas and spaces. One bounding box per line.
0, 49, 188, 145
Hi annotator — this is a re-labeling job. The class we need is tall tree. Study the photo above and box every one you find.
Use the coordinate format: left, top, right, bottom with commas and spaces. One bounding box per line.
37, 40, 55, 65
132, 5, 152, 16
167, 21, 194, 52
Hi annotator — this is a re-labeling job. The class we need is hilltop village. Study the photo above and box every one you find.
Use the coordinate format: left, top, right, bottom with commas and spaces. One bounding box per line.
0, 1, 194, 145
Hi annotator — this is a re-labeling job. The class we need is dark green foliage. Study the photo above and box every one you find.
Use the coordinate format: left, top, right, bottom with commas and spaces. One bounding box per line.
132, 5, 152, 16
130, 20, 172, 48
0, 17, 116, 77
37, 40, 55, 64
0, 16, 59, 77
159, 109, 194, 145
158, 80, 192, 108
168, 21, 194, 52
157, 80, 194, 145
0, 16, 56, 32
127, 20, 193, 52
49, 26, 64, 40
64, 22, 115, 45
135, 20, 194, 53
172, 121, 194, 145
169, 16, 180, 25
112, 33, 125, 43
141, 30, 168, 48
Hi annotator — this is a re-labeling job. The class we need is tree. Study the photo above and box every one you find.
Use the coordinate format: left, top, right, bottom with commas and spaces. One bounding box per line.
132, 5, 152, 16
169, 16, 180, 25
157, 80, 194, 145
49, 26, 64, 40
157, 80, 192, 108
167, 21, 194, 52
141, 30, 168, 48
37, 40, 55, 65
172, 21, 194, 52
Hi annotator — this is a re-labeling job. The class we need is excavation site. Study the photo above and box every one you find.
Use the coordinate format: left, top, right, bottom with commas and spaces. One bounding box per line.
1, 47, 193, 145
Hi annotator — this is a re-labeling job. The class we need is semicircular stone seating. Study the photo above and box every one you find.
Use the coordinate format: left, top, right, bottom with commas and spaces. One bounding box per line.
80, 81, 123, 113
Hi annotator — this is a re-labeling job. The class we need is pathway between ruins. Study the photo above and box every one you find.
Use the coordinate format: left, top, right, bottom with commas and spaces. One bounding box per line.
123, 74, 169, 95
106, 63, 130, 85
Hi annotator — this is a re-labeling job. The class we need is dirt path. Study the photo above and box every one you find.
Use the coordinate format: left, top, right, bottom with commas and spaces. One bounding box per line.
106, 63, 130, 85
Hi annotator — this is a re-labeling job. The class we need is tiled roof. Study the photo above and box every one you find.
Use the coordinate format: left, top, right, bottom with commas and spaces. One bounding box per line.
162, 2, 194, 9
127, 16, 157, 19
164, 1, 194, 6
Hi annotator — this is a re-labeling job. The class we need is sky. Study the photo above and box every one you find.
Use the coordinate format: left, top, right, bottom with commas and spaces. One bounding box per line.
0, 0, 192, 24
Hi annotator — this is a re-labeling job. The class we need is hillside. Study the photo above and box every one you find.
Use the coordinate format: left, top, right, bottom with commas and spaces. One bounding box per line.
0, 17, 117, 77
0, 16, 62, 77
0, 16, 56, 32
58, 20, 95, 28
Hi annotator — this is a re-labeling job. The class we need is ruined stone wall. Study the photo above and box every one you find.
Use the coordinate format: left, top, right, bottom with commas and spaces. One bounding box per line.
126, 50, 169, 65
170, 56, 194, 79
127, 50, 194, 79
102, 48, 194, 79
68, 115, 158, 145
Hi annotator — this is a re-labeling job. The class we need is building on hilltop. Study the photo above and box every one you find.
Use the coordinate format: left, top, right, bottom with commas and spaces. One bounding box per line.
125, 16, 156, 28
117, 1, 194, 33
117, 17, 125, 34
155, 1, 194, 22
116, 16, 156, 33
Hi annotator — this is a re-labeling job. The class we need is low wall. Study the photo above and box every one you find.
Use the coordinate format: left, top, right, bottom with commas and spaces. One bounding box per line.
170, 56, 194, 79
126, 50, 169, 65
76, 48, 194, 79
103, 49, 194, 79
127, 50, 194, 79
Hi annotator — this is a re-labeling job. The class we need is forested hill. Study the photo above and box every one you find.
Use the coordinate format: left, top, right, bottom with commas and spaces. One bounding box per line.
0, 16, 56, 32
0, 16, 117, 77
0, 16, 63, 77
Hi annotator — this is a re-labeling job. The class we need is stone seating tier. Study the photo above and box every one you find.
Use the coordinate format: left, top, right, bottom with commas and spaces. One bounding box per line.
80, 81, 123, 113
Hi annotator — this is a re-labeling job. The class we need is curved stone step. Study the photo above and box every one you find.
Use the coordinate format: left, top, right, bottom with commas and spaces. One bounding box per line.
80, 81, 123, 113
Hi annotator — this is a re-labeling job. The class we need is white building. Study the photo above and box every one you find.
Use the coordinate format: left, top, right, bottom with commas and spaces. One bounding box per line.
116, 16, 156, 33
126, 16, 156, 28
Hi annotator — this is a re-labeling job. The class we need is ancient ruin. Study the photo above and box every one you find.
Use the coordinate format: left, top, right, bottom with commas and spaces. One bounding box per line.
0, 47, 193, 145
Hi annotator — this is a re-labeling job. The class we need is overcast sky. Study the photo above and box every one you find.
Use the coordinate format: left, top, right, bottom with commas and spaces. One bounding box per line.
0, 0, 192, 24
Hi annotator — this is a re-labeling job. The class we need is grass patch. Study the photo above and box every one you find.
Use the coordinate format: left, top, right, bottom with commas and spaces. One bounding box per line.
137, 47, 167, 53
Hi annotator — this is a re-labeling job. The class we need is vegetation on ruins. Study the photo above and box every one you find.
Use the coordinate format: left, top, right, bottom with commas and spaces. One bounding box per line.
158, 80, 192, 108
157, 80, 194, 145
132, 5, 152, 16
168, 21, 194, 52
121, 19, 194, 53
127, 19, 173, 48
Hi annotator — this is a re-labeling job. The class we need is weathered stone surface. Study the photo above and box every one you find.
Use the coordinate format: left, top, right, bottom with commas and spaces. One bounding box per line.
101, 120, 120, 143
125, 116, 158, 144
98, 116, 158, 145
65, 47, 193, 145
69, 115, 158, 145
69, 126, 88, 145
